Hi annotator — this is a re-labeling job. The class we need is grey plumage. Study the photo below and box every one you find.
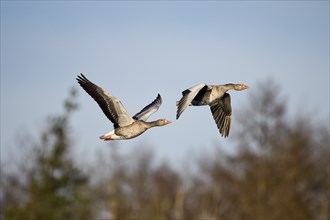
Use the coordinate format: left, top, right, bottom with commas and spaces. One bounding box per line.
176, 83, 248, 138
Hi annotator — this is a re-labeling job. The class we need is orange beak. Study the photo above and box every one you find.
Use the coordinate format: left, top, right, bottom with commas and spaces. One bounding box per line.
243, 85, 249, 90
165, 120, 172, 124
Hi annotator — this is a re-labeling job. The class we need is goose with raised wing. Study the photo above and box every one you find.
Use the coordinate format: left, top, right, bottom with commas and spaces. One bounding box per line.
76, 74, 171, 140
176, 83, 249, 138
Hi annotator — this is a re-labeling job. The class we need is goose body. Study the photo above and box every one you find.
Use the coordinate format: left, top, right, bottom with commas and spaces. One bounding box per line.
176, 83, 249, 138
76, 74, 171, 140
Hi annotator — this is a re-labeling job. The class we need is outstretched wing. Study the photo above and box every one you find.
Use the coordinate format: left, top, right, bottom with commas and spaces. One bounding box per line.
176, 83, 207, 119
76, 74, 134, 128
209, 93, 232, 138
133, 94, 162, 121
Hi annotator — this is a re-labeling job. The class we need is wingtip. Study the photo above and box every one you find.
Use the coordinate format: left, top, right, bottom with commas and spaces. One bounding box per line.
76, 73, 84, 81
176, 112, 181, 120
76, 73, 89, 83
156, 93, 162, 104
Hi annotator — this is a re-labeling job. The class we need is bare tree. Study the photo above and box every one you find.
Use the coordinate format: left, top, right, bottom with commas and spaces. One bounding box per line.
3, 80, 328, 220
2, 89, 94, 220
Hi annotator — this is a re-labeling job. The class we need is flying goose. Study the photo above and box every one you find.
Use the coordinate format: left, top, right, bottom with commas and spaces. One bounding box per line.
176, 83, 249, 138
76, 74, 171, 140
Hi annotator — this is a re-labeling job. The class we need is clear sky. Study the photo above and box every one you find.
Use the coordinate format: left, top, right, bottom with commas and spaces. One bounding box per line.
1, 1, 329, 166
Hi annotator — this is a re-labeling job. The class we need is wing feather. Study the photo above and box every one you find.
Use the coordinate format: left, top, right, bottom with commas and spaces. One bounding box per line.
133, 94, 162, 121
76, 74, 134, 128
176, 83, 207, 119
209, 93, 232, 137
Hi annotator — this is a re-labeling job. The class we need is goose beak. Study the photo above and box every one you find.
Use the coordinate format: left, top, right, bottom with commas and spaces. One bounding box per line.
243, 85, 249, 90
165, 120, 172, 124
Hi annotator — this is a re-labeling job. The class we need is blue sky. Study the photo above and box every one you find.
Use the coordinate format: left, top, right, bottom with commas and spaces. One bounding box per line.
1, 1, 329, 166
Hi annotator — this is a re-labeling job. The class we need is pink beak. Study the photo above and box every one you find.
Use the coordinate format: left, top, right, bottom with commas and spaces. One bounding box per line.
165, 120, 172, 124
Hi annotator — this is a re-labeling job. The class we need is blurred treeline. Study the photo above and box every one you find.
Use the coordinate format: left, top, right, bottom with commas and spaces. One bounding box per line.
1, 80, 329, 220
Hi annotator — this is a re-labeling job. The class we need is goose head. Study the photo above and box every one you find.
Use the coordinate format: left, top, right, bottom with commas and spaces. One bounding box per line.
234, 84, 249, 91
154, 119, 172, 126
147, 119, 172, 128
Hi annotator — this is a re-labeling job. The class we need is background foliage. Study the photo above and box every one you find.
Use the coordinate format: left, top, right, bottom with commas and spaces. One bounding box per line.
1, 80, 329, 220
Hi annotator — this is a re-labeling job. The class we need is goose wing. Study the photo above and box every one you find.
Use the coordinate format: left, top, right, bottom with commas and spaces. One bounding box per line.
76, 74, 134, 128
133, 94, 162, 121
176, 83, 208, 119
209, 93, 232, 138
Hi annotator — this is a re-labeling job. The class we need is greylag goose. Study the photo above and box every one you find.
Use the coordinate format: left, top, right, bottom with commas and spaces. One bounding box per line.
76, 74, 171, 140
176, 83, 249, 138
